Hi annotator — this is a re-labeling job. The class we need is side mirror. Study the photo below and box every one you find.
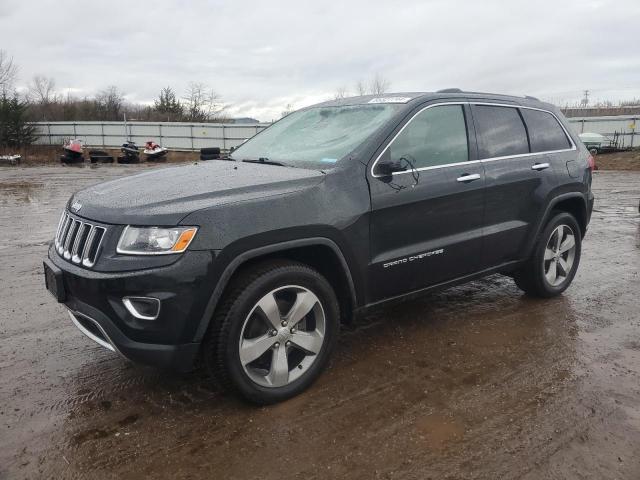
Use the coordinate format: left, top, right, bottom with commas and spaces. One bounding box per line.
376, 160, 407, 177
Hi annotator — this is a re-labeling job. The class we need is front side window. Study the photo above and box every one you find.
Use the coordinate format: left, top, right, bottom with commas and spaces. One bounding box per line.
230, 104, 400, 168
387, 105, 469, 169
520, 108, 572, 152
473, 105, 529, 159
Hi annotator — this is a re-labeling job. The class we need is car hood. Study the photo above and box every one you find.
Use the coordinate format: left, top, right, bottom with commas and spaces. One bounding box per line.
70, 161, 325, 225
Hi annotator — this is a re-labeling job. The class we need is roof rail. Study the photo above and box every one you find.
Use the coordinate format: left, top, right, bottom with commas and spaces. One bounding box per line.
435, 89, 541, 101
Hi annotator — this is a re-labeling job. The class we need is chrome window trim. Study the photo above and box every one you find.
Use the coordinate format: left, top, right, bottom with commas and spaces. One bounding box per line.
473, 101, 577, 152
370, 101, 577, 178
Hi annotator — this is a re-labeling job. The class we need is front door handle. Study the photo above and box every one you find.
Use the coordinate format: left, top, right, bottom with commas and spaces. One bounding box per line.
531, 162, 550, 171
456, 173, 481, 183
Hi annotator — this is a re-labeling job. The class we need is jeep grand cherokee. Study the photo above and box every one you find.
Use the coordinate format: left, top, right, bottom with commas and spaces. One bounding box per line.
44, 90, 594, 404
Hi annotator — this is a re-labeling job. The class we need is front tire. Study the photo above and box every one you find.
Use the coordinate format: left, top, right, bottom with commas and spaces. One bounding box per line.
514, 212, 582, 298
204, 260, 339, 404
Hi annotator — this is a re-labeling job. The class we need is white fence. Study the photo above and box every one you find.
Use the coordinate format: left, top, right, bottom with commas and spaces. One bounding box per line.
32, 121, 270, 151
31, 115, 639, 151
567, 115, 638, 148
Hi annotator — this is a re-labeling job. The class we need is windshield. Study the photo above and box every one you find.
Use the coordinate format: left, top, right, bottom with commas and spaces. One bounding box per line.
230, 104, 400, 168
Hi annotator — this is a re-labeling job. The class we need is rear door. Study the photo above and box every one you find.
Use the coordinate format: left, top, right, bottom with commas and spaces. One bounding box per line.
367, 103, 485, 302
519, 107, 576, 181
471, 104, 566, 268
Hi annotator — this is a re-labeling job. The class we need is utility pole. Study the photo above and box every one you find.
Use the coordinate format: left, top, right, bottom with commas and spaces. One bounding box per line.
580, 90, 590, 108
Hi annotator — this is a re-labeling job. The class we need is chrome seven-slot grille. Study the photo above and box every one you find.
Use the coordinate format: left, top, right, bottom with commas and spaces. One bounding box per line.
54, 211, 106, 268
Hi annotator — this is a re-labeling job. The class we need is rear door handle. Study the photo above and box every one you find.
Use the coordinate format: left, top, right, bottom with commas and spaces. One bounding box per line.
531, 162, 550, 171
456, 173, 481, 183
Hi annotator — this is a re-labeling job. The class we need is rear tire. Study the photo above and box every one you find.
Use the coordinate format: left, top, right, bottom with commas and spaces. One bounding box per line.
203, 260, 339, 404
513, 212, 582, 298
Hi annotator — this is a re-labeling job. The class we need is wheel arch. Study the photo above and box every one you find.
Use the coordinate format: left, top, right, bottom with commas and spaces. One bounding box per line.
193, 238, 358, 342
525, 193, 588, 258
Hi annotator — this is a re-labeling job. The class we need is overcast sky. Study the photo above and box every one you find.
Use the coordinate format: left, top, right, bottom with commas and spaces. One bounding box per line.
2, 0, 639, 121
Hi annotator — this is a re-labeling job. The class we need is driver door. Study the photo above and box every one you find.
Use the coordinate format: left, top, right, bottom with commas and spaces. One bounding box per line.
367, 103, 485, 302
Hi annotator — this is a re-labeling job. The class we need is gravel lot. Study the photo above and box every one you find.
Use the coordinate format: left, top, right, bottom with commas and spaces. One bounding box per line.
1, 165, 639, 479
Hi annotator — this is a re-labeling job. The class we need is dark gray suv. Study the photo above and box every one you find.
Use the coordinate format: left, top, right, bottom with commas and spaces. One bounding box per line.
44, 90, 594, 404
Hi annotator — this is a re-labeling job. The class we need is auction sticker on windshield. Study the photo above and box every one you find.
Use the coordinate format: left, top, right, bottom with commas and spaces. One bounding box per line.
368, 97, 413, 104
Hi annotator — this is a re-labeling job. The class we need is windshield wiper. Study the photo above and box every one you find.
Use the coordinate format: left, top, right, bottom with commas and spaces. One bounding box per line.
241, 157, 286, 166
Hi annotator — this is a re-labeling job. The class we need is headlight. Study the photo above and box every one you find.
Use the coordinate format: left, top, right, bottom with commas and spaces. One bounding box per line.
117, 226, 198, 255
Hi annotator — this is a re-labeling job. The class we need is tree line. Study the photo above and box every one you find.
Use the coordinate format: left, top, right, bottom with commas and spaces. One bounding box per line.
25, 81, 227, 123
0, 50, 228, 148
0, 47, 394, 149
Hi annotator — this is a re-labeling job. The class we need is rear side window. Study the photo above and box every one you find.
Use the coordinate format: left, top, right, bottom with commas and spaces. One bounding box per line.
388, 105, 468, 169
473, 105, 529, 159
520, 108, 572, 152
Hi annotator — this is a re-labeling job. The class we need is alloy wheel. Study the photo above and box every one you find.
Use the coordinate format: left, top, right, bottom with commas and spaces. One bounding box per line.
238, 285, 326, 388
543, 224, 576, 287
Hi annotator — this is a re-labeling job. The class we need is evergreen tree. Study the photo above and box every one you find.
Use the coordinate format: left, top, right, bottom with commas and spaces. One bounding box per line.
0, 93, 37, 147
154, 87, 183, 121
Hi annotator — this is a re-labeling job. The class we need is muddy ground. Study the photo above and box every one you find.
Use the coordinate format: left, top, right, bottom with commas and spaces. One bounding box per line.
0, 146, 200, 166
595, 150, 640, 171
0, 164, 639, 480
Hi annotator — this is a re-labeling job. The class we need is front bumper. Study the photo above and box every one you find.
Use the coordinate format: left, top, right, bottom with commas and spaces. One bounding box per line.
46, 245, 218, 371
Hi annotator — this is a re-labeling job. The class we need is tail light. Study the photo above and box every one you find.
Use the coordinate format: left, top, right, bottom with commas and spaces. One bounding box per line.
587, 154, 596, 172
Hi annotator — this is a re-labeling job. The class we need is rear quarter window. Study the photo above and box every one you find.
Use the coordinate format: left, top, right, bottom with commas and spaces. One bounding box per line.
520, 108, 572, 152
473, 105, 529, 159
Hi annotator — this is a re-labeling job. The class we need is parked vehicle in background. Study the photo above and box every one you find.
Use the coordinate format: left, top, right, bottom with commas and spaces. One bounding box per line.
60, 138, 84, 164
579, 132, 605, 154
143, 141, 168, 161
44, 90, 594, 404
118, 141, 140, 164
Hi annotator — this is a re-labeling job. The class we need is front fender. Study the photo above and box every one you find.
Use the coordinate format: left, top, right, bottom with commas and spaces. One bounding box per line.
192, 237, 358, 342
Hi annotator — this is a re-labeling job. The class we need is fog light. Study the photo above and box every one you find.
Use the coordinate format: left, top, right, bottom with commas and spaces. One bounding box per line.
123, 296, 161, 320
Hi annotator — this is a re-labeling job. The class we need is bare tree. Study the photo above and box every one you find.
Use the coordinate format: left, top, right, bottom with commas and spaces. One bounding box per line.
353, 74, 391, 96
369, 73, 390, 95
280, 103, 294, 118
333, 86, 349, 100
0, 50, 18, 94
28, 75, 57, 104
95, 86, 125, 121
182, 82, 225, 122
